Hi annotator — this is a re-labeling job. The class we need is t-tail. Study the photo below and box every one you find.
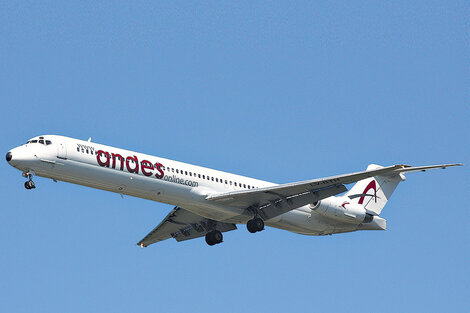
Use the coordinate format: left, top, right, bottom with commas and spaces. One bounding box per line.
346, 164, 406, 216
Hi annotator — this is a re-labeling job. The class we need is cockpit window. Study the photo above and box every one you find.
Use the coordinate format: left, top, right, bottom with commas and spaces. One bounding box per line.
26, 139, 52, 145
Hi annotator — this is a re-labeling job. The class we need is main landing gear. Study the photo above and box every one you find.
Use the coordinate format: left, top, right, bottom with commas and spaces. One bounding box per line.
23, 171, 36, 190
205, 230, 223, 246
247, 217, 264, 233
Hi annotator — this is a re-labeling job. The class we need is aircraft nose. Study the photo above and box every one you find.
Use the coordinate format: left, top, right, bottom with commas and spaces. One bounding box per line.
6, 151, 12, 162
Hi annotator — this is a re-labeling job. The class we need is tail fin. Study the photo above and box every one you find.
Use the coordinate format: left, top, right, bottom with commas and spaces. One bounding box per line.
346, 164, 406, 215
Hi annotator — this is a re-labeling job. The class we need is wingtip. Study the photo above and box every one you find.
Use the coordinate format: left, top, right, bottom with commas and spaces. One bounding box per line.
440, 163, 464, 168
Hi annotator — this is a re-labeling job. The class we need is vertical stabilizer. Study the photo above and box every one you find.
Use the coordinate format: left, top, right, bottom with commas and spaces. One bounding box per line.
346, 164, 405, 215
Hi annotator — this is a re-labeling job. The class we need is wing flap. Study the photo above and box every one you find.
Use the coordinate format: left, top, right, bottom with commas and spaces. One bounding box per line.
137, 207, 237, 247
257, 184, 347, 220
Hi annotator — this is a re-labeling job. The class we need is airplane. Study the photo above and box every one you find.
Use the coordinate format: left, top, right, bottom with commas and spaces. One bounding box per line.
6, 135, 462, 247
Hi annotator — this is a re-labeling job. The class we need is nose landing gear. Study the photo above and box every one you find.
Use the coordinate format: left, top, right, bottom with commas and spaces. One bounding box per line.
23, 172, 36, 190
25, 180, 35, 189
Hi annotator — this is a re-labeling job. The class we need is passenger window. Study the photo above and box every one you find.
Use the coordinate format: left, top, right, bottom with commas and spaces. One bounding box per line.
244, 184, 246, 188
198, 174, 201, 178
176, 169, 179, 174
230, 181, 232, 185
77, 147, 80, 152
216, 178, 218, 182
172, 168, 174, 173
234, 182, 237, 186
86, 150, 89, 154
225, 180, 228, 184
211, 177, 214, 181
189, 172, 192, 176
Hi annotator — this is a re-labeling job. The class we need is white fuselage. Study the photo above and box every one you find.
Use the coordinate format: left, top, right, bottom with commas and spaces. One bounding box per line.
7, 135, 385, 236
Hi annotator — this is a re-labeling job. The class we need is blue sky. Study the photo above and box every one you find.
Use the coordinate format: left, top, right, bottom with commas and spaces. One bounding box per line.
0, 1, 468, 312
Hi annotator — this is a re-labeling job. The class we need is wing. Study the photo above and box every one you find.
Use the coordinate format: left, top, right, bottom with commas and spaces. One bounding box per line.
206, 163, 462, 221
137, 206, 237, 247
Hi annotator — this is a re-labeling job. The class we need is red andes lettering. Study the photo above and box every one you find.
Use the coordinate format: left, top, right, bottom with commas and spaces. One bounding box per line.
97, 150, 110, 167
155, 162, 164, 179
126, 155, 139, 174
141, 160, 154, 176
111, 153, 124, 170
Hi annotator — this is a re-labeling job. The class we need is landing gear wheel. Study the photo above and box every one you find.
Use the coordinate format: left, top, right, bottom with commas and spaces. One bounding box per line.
253, 217, 264, 231
24, 180, 35, 190
205, 230, 223, 246
247, 217, 264, 233
23, 172, 36, 190
205, 232, 215, 246
247, 219, 256, 233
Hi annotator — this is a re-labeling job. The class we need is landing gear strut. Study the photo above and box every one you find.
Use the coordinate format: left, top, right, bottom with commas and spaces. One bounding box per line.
247, 217, 264, 233
23, 172, 36, 190
205, 230, 223, 246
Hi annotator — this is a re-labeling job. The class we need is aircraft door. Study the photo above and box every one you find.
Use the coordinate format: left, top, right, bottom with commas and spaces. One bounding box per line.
57, 142, 67, 159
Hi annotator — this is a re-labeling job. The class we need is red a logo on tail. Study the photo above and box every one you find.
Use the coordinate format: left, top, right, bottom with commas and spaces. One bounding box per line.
358, 180, 377, 204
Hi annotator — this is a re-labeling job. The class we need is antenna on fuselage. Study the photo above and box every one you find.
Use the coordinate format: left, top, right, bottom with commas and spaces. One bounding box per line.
87, 137, 92, 142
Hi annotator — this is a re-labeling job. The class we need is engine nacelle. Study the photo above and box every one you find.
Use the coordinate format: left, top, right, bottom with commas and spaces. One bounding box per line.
311, 197, 373, 224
